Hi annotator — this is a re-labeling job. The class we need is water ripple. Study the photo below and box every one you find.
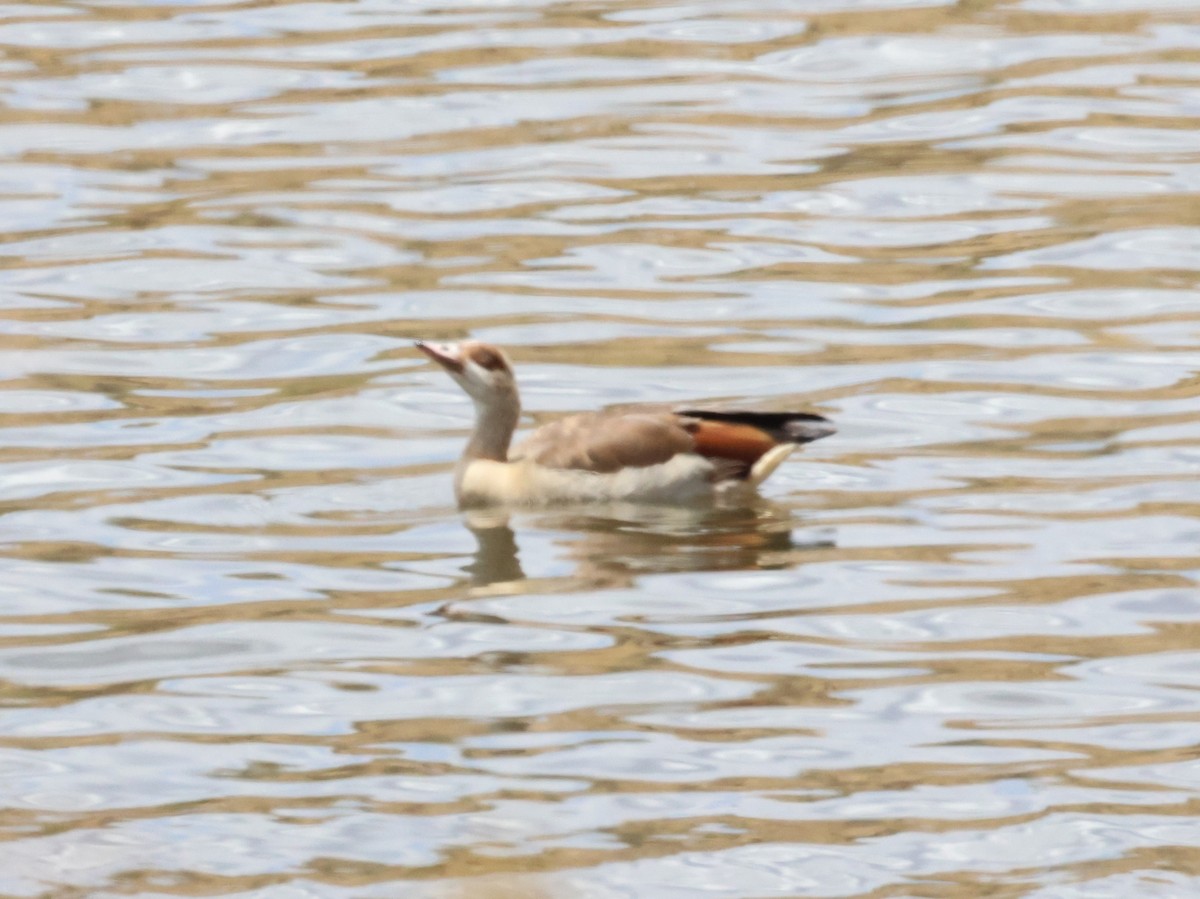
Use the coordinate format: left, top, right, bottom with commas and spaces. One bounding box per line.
0, 0, 1198, 896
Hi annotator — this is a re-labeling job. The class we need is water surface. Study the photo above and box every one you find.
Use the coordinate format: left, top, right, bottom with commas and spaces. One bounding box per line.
1, 0, 1200, 896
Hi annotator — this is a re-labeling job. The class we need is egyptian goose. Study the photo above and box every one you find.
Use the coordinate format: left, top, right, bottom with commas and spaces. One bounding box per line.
417, 340, 834, 508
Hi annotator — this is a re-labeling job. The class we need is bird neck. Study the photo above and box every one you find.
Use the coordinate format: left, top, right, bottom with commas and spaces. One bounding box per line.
465, 392, 519, 463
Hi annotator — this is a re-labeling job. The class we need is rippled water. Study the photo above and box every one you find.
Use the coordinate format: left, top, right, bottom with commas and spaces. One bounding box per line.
2, 0, 1200, 896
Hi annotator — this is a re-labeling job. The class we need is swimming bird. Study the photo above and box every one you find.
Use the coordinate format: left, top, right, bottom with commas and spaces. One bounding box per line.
417, 340, 834, 508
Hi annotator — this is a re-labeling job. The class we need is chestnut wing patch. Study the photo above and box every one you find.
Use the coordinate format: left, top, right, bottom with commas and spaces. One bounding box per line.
678, 409, 835, 445
681, 409, 835, 480
689, 420, 777, 473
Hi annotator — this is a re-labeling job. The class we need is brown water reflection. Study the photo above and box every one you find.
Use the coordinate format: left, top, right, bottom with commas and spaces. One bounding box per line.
0, 0, 1199, 896
462, 502, 826, 588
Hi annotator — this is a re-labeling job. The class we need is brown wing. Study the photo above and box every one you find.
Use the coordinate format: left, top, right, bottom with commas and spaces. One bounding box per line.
514, 408, 833, 479
514, 411, 695, 473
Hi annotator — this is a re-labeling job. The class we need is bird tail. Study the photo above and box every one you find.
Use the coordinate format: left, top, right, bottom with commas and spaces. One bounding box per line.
748, 443, 796, 486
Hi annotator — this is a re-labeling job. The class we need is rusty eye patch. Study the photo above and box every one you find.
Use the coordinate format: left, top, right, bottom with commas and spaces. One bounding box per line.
470, 347, 507, 372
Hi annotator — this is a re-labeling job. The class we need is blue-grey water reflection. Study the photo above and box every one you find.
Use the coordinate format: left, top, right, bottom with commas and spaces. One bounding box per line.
0, 0, 1198, 897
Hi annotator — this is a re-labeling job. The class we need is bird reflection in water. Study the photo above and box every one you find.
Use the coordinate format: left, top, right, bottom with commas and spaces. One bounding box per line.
461, 500, 834, 589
